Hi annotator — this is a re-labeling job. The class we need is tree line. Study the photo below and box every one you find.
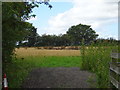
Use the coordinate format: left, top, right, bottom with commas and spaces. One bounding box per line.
18, 24, 99, 47
18, 23, 118, 47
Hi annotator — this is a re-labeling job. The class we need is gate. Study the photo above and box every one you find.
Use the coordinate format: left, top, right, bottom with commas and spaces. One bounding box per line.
109, 50, 120, 89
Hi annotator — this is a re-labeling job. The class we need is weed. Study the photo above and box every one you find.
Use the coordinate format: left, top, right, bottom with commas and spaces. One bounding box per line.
81, 42, 118, 88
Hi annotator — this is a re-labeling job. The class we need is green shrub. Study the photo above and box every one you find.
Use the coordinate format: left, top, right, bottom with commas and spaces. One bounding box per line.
81, 42, 118, 88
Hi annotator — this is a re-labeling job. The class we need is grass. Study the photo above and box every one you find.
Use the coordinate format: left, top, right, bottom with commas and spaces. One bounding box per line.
6, 45, 118, 88
15, 48, 80, 57
4, 56, 82, 88
81, 43, 118, 88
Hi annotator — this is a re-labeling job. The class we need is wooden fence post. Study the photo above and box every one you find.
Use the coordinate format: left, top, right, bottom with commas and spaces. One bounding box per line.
109, 50, 120, 89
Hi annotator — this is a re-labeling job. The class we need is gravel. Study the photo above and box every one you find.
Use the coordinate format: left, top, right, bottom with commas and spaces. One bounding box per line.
22, 67, 96, 88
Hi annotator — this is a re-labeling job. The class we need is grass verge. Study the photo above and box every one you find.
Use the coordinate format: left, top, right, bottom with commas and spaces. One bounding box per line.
81, 45, 118, 88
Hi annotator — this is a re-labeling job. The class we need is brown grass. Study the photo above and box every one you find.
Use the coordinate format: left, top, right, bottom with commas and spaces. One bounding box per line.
15, 47, 81, 57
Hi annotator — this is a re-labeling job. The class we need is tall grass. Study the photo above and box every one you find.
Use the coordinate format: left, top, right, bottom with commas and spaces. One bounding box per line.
81, 41, 118, 88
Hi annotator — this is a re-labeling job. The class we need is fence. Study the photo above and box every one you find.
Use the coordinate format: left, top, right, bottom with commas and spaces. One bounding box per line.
109, 51, 120, 89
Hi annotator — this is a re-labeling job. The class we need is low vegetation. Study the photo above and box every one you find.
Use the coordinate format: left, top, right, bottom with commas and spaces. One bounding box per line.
5, 49, 82, 88
15, 47, 80, 57
81, 43, 118, 88
3, 2, 119, 89
5, 43, 119, 88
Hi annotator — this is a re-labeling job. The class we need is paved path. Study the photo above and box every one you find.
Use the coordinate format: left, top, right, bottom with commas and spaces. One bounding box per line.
22, 67, 96, 88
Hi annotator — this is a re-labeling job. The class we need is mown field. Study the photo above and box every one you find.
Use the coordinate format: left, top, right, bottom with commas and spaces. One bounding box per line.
5, 48, 82, 88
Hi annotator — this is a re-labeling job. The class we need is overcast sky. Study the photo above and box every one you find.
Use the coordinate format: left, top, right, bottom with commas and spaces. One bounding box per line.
27, 0, 119, 40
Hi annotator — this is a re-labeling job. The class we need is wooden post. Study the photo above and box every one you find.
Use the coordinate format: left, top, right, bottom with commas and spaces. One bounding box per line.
109, 50, 120, 89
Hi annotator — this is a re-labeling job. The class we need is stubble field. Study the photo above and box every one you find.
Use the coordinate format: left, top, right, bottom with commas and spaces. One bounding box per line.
15, 47, 81, 57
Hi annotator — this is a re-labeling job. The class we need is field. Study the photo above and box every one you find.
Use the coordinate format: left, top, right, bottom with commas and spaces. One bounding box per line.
5, 48, 82, 88
15, 47, 80, 57
5, 46, 118, 88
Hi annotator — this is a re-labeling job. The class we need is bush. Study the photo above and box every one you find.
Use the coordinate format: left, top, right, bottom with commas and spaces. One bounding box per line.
81, 42, 118, 88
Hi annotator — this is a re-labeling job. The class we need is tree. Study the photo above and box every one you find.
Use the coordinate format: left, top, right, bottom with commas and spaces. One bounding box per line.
2, 2, 35, 62
67, 24, 99, 45
26, 25, 38, 47
17, 22, 39, 47
60, 34, 71, 46
2, 1, 52, 62
95, 38, 118, 46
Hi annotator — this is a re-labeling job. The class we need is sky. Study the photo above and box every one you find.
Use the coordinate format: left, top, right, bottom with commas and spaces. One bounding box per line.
27, 0, 119, 40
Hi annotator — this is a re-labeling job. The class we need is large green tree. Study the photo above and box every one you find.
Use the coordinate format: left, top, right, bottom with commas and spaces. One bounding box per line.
67, 24, 99, 45
2, 1, 52, 62
2, 2, 35, 62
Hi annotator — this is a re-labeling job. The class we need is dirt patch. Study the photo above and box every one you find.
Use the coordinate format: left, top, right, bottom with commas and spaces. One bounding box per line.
22, 67, 96, 88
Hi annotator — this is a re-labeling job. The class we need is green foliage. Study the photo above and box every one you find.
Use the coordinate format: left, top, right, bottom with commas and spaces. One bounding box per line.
2, 1, 52, 63
2, 2, 38, 63
25, 34, 71, 47
94, 38, 118, 46
67, 24, 99, 45
20, 23, 100, 47
81, 42, 118, 88
4, 56, 82, 88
